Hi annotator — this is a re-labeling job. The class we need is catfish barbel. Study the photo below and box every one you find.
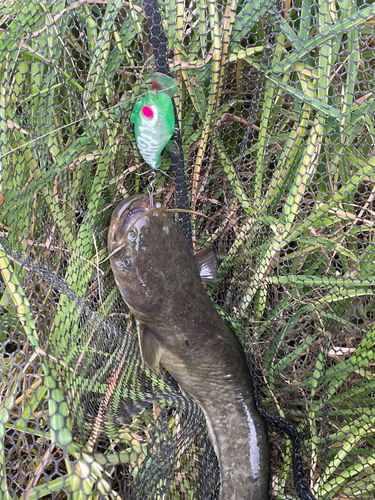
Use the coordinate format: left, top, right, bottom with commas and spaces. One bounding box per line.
108, 195, 270, 500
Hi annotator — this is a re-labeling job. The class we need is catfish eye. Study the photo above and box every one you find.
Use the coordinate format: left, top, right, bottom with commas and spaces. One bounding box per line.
128, 229, 136, 241
124, 257, 133, 268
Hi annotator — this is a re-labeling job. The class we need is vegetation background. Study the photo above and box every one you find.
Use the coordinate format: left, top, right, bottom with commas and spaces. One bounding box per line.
1, 0, 375, 498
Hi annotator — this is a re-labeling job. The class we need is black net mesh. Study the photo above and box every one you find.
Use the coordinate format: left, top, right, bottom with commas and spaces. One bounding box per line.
1, 0, 375, 498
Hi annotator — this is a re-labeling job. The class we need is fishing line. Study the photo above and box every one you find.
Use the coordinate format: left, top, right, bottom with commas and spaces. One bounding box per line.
0, 83, 177, 161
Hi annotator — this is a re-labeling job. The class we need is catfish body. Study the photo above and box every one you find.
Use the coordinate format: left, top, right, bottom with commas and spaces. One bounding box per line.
108, 195, 270, 500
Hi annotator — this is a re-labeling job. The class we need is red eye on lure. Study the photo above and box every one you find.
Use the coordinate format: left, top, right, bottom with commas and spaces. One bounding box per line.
131, 73, 179, 170
142, 106, 154, 118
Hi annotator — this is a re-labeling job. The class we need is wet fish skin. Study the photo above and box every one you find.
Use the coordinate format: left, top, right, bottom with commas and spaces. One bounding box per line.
108, 195, 270, 500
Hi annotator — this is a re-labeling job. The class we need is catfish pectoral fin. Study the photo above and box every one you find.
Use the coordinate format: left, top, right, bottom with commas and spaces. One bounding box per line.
137, 321, 161, 373
194, 248, 218, 284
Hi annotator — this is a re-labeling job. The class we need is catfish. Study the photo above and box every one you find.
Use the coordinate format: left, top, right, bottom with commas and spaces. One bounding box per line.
108, 194, 270, 500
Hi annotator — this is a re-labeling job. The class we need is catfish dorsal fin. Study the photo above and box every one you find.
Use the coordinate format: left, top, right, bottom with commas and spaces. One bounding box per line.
194, 248, 218, 284
137, 321, 161, 373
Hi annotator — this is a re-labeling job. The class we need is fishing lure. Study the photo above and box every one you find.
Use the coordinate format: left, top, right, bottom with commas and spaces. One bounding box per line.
131, 73, 178, 170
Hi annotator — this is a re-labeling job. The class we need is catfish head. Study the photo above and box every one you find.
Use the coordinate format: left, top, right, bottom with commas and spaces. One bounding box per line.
108, 195, 216, 324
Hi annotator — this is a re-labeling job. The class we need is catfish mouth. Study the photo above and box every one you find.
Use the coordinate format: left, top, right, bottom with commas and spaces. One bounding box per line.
113, 196, 151, 242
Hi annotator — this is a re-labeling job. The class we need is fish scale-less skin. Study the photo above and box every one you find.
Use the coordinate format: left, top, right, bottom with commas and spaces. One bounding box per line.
108, 195, 270, 500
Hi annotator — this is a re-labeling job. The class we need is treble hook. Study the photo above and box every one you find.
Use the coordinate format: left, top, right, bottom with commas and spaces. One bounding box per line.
148, 171, 156, 208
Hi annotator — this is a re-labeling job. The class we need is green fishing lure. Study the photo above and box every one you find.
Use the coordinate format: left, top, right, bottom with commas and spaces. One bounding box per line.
131, 73, 178, 170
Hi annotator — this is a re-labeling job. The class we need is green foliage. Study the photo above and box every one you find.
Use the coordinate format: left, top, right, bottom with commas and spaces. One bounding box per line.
1, 0, 375, 498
